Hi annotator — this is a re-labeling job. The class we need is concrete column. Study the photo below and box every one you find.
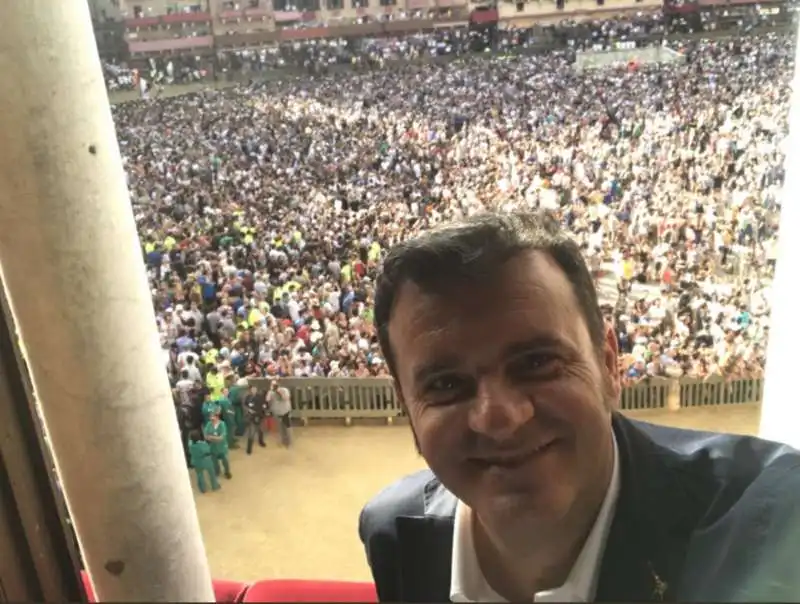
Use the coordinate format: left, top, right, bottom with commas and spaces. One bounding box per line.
0, 2, 214, 601
760, 18, 800, 449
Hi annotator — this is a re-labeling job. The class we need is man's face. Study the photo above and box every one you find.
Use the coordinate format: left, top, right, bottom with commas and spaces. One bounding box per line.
389, 251, 620, 527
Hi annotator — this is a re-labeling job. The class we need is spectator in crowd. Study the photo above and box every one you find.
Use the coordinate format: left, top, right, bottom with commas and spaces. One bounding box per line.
267, 378, 294, 448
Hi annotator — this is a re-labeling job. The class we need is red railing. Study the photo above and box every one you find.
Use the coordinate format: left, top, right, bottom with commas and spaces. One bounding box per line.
81, 572, 378, 603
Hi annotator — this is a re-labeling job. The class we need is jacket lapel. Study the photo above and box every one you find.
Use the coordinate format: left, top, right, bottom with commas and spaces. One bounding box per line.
596, 415, 710, 602
395, 479, 457, 602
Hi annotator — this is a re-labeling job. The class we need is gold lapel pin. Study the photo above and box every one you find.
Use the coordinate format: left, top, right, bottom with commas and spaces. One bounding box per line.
648, 562, 668, 601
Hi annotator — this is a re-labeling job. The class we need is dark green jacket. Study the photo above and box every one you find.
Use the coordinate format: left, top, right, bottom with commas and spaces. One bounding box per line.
188, 439, 213, 469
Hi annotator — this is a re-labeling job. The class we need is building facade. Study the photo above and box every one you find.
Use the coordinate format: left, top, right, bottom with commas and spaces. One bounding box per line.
92, 0, 784, 58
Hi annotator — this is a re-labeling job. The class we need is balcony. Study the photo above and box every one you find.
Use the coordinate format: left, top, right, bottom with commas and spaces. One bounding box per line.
216, 8, 274, 33
125, 12, 212, 28
497, 0, 661, 24
127, 34, 215, 54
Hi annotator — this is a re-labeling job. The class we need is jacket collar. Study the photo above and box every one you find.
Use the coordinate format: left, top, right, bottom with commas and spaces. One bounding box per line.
595, 414, 710, 602
395, 414, 708, 602
423, 475, 458, 518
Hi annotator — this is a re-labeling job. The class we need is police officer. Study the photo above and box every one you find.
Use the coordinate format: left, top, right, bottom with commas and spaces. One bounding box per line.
176, 384, 203, 466
243, 384, 267, 455
203, 412, 232, 480
188, 429, 219, 493
174, 390, 193, 467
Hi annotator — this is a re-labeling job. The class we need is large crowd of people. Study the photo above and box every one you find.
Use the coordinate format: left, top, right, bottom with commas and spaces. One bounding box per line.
110, 16, 789, 396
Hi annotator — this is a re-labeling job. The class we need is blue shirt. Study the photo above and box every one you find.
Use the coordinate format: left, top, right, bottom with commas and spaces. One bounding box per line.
176, 335, 196, 351
341, 291, 355, 314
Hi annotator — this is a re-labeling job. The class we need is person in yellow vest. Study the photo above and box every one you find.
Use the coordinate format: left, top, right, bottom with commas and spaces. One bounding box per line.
622, 257, 635, 281
164, 233, 176, 252
202, 346, 219, 366
247, 304, 264, 328
368, 242, 382, 263
205, 365, 224, 399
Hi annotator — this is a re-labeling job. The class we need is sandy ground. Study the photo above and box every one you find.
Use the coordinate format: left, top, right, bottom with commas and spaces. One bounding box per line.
193, 404, 762, 583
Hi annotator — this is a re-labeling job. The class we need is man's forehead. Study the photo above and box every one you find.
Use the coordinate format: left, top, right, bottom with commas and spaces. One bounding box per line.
391, 251, 573, 312
388, 254, 586, 356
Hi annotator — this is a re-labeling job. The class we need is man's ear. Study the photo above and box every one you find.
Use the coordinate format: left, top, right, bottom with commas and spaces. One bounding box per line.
602, 323, 621, 408
393, 378, 405, 413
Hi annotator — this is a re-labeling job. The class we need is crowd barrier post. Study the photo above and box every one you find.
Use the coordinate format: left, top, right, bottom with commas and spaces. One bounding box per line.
667, 379, 681, 411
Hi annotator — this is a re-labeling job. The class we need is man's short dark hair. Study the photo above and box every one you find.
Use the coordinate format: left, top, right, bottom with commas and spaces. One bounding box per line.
374, 211, 604, 377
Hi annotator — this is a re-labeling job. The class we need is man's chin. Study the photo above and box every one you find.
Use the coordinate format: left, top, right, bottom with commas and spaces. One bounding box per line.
476, 486, 571, 523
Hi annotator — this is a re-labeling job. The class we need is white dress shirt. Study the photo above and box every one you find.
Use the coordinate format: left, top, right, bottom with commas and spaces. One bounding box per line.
450, 435, 621, 603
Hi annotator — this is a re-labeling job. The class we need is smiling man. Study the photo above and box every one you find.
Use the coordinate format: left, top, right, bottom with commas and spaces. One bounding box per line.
358, 212, 800, 603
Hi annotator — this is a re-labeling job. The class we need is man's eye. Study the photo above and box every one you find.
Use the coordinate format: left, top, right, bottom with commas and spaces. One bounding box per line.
528, 353, 556, 367
424, 375, 468, 399
427, 376, 460, 392
514, 353, 561, 376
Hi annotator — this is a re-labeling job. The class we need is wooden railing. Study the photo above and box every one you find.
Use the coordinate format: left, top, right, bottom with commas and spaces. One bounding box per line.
249, 376, 763, 423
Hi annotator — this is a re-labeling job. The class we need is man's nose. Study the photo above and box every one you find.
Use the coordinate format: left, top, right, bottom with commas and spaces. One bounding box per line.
467, 378, 534, 441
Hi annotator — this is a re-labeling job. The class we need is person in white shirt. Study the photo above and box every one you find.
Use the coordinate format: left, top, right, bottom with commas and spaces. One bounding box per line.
174, 370, 196, 401
179, 352, 202, 382
266, 379, 293, 448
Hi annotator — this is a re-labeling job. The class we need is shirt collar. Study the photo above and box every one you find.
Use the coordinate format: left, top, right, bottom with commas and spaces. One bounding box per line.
450, 433, 621, 603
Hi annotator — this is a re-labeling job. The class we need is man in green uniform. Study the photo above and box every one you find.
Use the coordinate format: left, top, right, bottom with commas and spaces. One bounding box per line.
204, 412, 232, 480
217, 387, 238, 449
187, 429, 219, 493
201, 391, 221, 424
228, 377, 248, 437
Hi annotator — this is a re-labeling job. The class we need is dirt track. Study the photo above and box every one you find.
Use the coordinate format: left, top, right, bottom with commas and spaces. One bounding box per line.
194, 404, 761, 583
